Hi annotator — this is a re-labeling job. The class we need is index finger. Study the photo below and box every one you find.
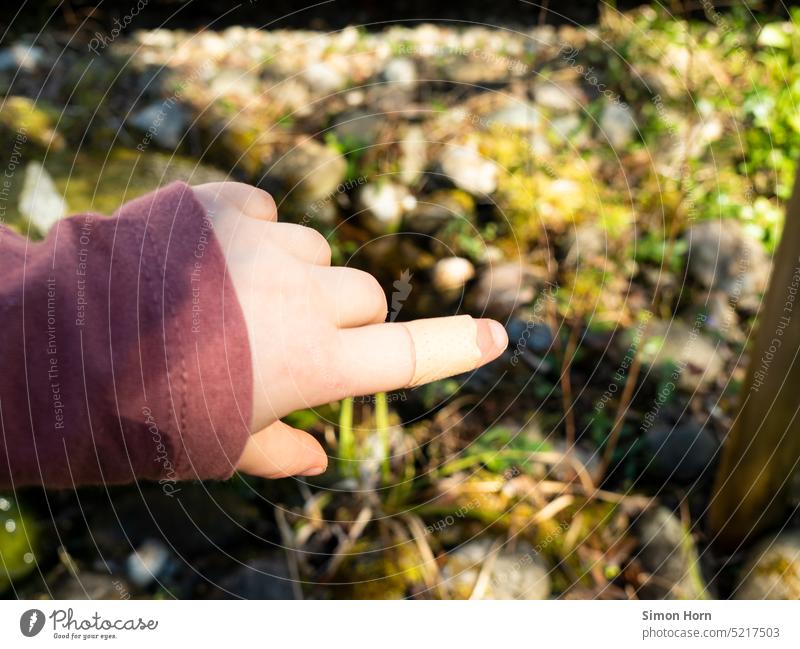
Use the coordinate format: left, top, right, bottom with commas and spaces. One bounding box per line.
334, 316, 508, 399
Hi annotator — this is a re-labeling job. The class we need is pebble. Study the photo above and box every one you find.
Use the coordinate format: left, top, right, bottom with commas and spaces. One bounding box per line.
735, 530, 800, 599
442, 538, 551, 599
635, 507, 708, 599
440, 144, 498, 196
432, 256, 476, 292
19, 162, 68, 234
126, 539, 172, 588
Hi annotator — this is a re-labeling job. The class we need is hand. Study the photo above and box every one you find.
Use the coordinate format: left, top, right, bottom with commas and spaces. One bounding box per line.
192, 182, 508, 479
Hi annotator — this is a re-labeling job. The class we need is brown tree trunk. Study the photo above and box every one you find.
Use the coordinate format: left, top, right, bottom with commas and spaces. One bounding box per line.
710, 166, 800, 550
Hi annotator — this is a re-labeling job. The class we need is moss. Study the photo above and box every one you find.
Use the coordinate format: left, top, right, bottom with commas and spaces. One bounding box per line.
0, 148, 228, 233
0, 496, 38, 593
0, 96, 65, 150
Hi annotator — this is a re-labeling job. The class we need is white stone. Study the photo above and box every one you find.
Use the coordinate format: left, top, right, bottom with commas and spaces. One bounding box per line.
19, 162, 68, 234
440, 144, 498, 196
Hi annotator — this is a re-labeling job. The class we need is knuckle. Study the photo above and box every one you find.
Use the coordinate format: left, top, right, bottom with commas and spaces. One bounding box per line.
306, 228, 332, 263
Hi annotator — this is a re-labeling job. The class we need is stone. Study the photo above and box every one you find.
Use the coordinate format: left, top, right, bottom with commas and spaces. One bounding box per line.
399, 125, 427, 185
599, 102, 637, 149
0, 44, 45, 72
442, 538, 550, 599
735, 530, 800, 599
635, 507, 708, 599
332, 110, 384, 148
129, 101, 190, 149
550, 113, 583, 144
356, 182, 416, 234
486, 102, 542, 132
265, 139, 347, 204
126, 539, 172, 588
217, 557, 296, 599
625, 318, 725, 392
18, 162, 68, 234
303, 61, 346, 94
687, 220, 770, 311
404, 190, 474, 234
471, 261, 540, 317
533, 82, 585, 113
432, 257, 475, 292
440, 144, 498, 196
382, 57, 417, 90
642, 421, 719, 484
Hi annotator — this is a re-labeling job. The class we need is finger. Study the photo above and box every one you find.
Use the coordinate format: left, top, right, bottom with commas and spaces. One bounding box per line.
334, 316, 508, 398
236, 420, 328, 479
313, 266, 388, 328
266, 222, 332, 265
193, 181, 277, 222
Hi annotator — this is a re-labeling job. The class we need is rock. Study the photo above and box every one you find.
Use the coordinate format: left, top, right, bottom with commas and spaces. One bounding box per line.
735, 530, 800, 599
625, 318, 725, 392
642, 421, 719, 484
126, 539, 172, 588
332, 110, 384, 147
486, 102, 542, 132
471, 261, 540, 317
533, 82, 585, 113
382, 57, 417, 89
356, 182, 417, 234
442, 538, 550, 599
446, 59, 510, 85
599, 102, 637, 149
217, 557, 296, 599
550, 113, 583, 144
53, 573, 132, 600
505, 317, 554, 356
702, 290, 742, 341
208, 70, 261, 103
405, 190, 474, 234
399, 125, 427, 185
0, 496, 38, 593
0, 44, 45, 72
635, 507, 708, 599
303, 61, 346, 94
129, 101, 190, 149
432, 257, 475, 292
440, 144, 498, 196
19, 162, 68, 234
266, 139, 347, 204
687, 220, 770, 311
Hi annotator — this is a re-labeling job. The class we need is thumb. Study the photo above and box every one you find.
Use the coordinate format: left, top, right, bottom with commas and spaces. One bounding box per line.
236, 420, 328, 479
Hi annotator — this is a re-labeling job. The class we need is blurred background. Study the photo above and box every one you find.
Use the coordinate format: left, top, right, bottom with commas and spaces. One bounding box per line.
2, 0, 800, 600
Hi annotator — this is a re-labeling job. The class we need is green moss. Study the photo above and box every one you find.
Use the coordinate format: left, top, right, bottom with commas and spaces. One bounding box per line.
0, 496, 38, 593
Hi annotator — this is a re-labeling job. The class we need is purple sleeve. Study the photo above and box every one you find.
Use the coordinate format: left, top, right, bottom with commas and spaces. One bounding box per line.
0, 181, 253, 488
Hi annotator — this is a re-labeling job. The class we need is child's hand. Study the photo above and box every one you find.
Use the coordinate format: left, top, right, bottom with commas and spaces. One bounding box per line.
193, 182, 508, 480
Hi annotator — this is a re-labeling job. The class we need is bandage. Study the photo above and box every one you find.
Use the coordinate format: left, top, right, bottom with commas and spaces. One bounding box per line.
402, 315, 482, 387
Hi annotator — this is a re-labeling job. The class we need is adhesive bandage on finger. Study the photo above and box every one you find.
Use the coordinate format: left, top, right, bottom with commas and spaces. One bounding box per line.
402, 315, 482, 387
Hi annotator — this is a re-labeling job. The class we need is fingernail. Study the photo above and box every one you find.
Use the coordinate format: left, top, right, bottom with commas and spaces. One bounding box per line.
488, 320, 508, 350
300, 465, 326, 477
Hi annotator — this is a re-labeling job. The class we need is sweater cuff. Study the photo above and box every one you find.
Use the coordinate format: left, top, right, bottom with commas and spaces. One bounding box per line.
118, 181, 253, 482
